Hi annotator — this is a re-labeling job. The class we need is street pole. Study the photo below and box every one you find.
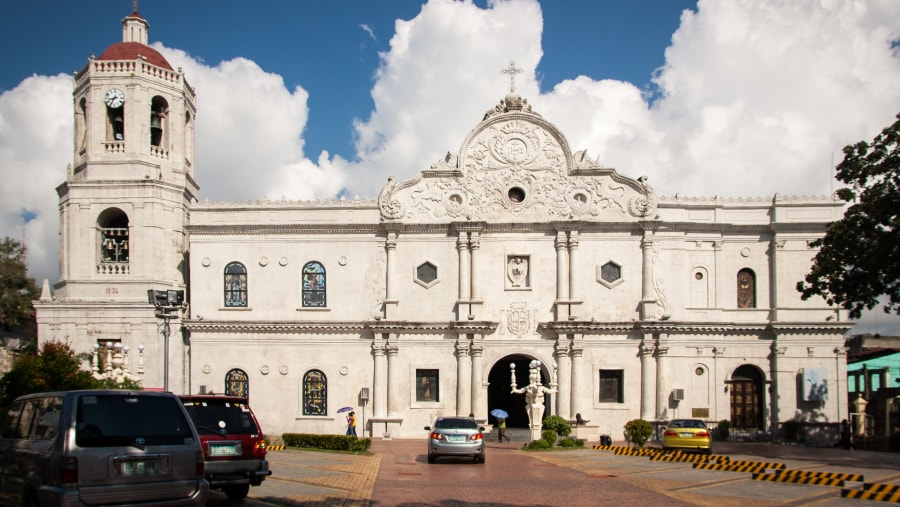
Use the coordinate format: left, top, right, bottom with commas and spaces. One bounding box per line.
162, 308, 170, 392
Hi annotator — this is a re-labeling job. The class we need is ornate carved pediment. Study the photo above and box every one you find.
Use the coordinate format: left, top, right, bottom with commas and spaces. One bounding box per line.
378, 94, 658, 223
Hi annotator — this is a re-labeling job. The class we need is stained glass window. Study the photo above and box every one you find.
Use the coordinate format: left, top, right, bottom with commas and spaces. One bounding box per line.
302, 370, 327, 416
224, 262, 248, 307
225, 369, 248, 398
737, 268, 756, 308
302, 261, 326, 307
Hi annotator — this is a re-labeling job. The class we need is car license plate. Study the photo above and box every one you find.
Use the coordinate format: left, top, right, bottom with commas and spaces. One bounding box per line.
446, 435, 465, 442
209, 443, 242, 456
679, 432, 694, 438
120, 459, 159, 476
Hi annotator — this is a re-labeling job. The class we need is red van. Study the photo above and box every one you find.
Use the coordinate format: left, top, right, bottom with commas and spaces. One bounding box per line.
179, 395, 271, 500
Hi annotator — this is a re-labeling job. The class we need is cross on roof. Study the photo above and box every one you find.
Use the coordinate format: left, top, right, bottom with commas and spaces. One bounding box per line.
501, 61, 523, 92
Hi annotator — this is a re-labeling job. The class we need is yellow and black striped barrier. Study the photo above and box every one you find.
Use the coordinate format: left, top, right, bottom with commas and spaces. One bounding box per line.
842, 483, 900, 502
751, 472, 845, 487
694, 461, 782, 473
651, 453, 728, 463
614, 448, 661, 457
266, 443, 285, 451
591, 444, 620, 451
759, 470, 863, 482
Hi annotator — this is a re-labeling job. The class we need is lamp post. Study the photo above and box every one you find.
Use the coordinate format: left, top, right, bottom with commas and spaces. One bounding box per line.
359, 387, 370, 438
148, 289, 184, 392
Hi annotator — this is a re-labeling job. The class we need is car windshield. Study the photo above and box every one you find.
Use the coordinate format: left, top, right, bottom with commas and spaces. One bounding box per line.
669, 420, 706, 429
76, 394, 194, 447
182, 399, 259, 435
434, 418, 477, 430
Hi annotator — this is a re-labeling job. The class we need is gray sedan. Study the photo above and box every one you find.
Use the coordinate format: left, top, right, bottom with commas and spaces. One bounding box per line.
425, 417, 486, 463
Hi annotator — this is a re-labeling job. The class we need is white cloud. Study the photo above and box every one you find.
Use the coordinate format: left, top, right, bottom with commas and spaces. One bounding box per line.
1, 0, 898, 332
0, 74, 71, 287
154, 48, 345, 202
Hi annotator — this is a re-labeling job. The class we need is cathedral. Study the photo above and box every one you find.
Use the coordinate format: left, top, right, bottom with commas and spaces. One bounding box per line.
34, 9, 853, 440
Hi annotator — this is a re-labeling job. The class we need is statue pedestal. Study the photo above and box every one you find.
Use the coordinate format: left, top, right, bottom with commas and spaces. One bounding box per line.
529, 424, 543, 443
572, 425, 599, 441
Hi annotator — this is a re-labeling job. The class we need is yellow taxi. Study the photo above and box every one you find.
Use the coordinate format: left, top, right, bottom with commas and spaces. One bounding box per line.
662, 419, 712, 454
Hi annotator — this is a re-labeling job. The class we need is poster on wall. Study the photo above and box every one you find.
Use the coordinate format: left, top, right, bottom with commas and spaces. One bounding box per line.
801, 368, 829, 401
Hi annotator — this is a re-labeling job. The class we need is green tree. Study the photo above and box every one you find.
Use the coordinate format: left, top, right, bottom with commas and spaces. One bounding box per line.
797, 113, 900, 318
0, 340, 142, 407
0, 237, 39, 333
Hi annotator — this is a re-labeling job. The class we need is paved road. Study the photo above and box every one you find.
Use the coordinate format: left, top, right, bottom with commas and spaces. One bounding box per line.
210, 437, 900, 506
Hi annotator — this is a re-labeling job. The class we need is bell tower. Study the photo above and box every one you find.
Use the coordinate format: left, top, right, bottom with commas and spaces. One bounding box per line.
35, 6, 198, 393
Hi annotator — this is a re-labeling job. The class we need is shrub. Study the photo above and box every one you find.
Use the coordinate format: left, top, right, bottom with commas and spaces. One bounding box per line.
282, 433, 371, 452
542, 414, 572, 437
623, 419, 653, 448
782, 419, 802, 441
525, 439, 551, 450
542, 429, 558, 445
559, 437, 577, 448
717, 419, 732, 439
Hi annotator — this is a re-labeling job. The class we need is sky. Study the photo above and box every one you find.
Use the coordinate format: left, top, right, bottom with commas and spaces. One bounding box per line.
1, 0, 899, 335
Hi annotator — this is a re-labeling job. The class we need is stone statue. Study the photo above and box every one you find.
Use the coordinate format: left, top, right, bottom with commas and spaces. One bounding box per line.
510, 360, 556, 442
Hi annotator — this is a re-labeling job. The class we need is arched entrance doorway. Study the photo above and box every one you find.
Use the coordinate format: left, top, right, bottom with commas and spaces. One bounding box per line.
729, 364, 764, 430
487, 354, 551, 428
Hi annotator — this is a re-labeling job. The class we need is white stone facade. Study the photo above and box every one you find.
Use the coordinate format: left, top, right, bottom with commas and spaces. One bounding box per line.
35, 11, 853, 442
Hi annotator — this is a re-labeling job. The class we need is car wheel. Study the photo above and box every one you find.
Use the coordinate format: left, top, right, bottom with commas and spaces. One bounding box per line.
705, 447, 713, 455
427, 454, 436, 464
224, 483, 250, 500
475, 454, 485, 464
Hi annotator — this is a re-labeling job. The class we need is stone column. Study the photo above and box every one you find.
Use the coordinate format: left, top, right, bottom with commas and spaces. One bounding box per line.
470, 339, 485, 419
455, 339, 471, 416
457, 234, 471, 300
386, 336, 400, 418
372, 339, 387, 419
470, 234, 481, 302
555, 340, 572, 420
384, 232, 397, 319
641, 236, 656, 319
639, 340, 655, 420
770, 239, 785, 321
568, 231, 580, 303
555, 231, 569, 318
655, 341, 669, 420
771, 342, 785, 433
571, 341, 585, 420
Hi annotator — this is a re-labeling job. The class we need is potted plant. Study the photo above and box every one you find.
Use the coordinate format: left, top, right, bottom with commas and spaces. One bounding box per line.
717, 419, 732, 440
623, 419, 654, 448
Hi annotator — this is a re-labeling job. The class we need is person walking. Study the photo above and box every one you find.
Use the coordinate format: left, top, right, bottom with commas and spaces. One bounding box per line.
346, 411, 358, 437
497, 417, 510, 443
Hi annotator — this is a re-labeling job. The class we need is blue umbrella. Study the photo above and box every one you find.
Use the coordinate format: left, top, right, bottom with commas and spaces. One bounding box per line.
337, 406, 354, 413
490, 408, 508, 419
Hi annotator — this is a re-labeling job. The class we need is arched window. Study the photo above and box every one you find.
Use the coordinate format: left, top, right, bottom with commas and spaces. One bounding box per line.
302, 370, 327, 416
225, 369, 249, 398
737, 268, 756, 308
97, 208, 129, 266
224, 262, 248, 307
302, 261, 326, 307
150, 96, 169, 148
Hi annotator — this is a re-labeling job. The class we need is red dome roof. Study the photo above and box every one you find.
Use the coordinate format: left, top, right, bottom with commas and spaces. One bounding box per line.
97, 41, 173, 71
